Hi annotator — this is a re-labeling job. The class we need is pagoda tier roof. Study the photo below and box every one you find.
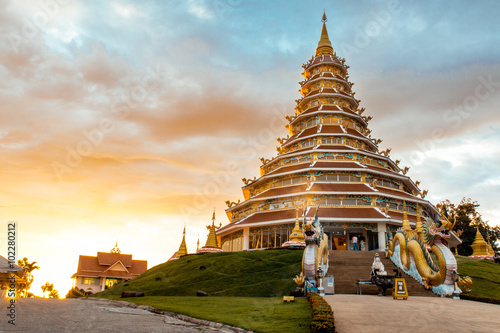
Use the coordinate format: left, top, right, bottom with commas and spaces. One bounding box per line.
251, 182, 380, 200
252, 184, 309, 199
298, 90, 358, 109
305, 54, 343, 70
297, 105, 362, 120
374, 186, 419, 200
283, 125, 368, 147
386, 211, 418, 223
265, 162, 311, 176
309, 182, 374, 193
305, 207, 387, 219
303, 72, 346, 86
277, 145, 356, 159
262, 159, 406, 180
264, 161, 363, 177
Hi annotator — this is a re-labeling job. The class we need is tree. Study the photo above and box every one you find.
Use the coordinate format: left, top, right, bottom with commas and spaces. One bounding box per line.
438, 198, 498, 256
16, 257, 40, 297
41, 282, 59, 299
41, 282, 54, 298
49, 289, 60, 299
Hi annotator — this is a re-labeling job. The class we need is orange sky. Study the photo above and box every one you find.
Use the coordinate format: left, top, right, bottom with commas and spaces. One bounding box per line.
1, 1, 500, 296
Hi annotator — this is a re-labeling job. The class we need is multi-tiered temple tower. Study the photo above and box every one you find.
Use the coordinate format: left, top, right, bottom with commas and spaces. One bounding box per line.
217, 13, 460, 253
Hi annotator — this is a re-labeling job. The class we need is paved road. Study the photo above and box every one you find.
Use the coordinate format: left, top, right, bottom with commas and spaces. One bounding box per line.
2, 295, 499, 332
0, 298, 239, 332
324, 294, 500, 333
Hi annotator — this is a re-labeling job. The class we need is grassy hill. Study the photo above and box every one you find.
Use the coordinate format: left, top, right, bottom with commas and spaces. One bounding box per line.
97, 249, 303, 297
456, 255, 500, 299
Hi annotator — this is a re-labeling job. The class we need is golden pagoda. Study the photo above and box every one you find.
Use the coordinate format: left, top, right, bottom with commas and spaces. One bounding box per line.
282, 208, 306, 248
470, 226, 492, 258
216, 13, 462, 253
169, 226, 188, 261
198, 210, 224, 254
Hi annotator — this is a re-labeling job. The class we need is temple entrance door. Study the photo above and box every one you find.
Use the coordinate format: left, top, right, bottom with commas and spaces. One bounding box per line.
331, 236, 347, 251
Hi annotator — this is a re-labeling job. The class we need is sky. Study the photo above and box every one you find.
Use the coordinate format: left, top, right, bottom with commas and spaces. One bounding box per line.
0, 0, 499, 296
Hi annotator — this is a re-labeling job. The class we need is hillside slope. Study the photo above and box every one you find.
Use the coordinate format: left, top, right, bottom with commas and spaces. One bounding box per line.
97, 249, 303, 297
456, 255, 500, 299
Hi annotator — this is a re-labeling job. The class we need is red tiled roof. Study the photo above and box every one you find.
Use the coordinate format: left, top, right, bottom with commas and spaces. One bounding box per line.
345, 128, 365, 138
309, 183, 374, 193
320, 125, 344, 134
387, 211, 417, 223
238, 209, 297, 224
252, 184, 308, 199
72, 254, 147, 279
266, 162, 311, 176
375, 187, 418, 200
313, 161, 363, 169
316, 145, 355, 151
306, 207, 387, 219
97, 252, 133, 267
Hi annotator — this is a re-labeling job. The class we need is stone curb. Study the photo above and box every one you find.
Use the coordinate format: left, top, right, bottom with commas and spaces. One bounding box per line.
79, 297, 252, 332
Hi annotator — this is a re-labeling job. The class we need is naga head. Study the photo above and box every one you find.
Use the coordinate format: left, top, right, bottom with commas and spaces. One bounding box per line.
422, 217, 451, 245
303, 218, 319, 242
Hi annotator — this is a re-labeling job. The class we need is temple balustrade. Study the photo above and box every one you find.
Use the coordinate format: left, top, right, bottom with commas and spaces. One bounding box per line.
263, 151, 392, 174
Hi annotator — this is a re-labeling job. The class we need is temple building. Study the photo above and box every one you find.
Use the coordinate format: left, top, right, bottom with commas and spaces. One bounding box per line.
217, 13, 460, 252
71, 243, 147, 294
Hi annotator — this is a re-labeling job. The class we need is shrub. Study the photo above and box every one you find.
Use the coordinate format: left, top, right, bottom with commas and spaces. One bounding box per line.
459, 294, 500, 304
307, 293, 335, 332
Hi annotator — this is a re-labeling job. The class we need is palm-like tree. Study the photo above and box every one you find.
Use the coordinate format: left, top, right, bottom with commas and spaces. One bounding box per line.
41, 282, 54, 298
17, 257, 40, 297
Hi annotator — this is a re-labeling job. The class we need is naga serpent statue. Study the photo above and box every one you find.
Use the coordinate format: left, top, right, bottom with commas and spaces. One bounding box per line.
297, 207, 329, 291
386, 211, 460, 295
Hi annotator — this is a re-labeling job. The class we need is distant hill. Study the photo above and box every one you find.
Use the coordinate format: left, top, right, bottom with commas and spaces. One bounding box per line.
96, 249, 303, 297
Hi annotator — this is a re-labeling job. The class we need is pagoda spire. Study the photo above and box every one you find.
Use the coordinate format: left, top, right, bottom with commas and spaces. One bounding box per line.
316, 11, 334, 56
176, 225, 188, 258
199, 209, 223, 252
471, 226, 489, 256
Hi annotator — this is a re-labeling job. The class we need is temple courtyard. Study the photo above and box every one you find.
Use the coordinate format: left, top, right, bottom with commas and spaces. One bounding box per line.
1, 296, 498, 332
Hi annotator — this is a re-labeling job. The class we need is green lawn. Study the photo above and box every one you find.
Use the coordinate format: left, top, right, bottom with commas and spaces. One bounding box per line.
96, 249, 303, 297
98, 296, 311, 333
456, 255, 500, 299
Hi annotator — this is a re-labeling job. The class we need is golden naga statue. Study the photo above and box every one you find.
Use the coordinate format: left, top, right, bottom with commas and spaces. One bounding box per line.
386, 210, 460, 294
241, 177, 256, 185
294, 207, 329, 291
224, 200, 240, 208
458, 276, 473, 293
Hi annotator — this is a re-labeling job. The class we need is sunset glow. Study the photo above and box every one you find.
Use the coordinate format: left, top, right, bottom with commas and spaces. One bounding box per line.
1, 0, 499, 297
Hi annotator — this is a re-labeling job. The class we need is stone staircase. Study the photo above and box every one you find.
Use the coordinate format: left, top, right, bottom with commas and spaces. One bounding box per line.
326, 250, 436, 297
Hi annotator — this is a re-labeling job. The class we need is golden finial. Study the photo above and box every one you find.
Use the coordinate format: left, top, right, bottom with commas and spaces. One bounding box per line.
316, 11, 334, 56
111, 240, 121, 254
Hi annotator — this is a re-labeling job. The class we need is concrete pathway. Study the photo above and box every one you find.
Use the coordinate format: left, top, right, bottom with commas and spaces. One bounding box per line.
0, 297, 244, 332
324, 294, 500, 333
